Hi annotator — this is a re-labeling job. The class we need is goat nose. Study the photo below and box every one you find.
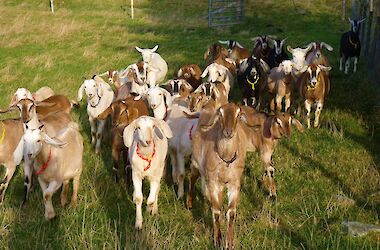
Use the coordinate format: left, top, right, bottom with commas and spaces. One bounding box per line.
151, 104, 156, 109
27, 153, 32, 159
146, 140, 151, 145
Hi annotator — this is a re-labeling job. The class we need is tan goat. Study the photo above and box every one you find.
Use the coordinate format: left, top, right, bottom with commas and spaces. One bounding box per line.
187, 103, 253, 249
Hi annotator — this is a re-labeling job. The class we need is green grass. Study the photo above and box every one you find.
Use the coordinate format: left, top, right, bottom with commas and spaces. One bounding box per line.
0, 0, 379, 249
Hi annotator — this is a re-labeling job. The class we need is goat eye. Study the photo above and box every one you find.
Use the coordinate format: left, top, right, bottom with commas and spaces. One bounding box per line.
159, 93, 162, 96
37, 140, 41, 143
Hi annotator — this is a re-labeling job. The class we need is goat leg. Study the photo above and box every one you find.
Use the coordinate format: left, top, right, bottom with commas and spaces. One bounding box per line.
187, 163, 200, 209
268, 166, 277, 199
112, 147, 121, 183
305, 100, 312, 129
60, 180, 69, 206
0, 163, 16, 203
226, 184, 239, 250
314, 101, 323, 128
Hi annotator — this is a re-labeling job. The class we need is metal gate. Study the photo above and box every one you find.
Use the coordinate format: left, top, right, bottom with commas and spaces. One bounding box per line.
208, 0, 244, 27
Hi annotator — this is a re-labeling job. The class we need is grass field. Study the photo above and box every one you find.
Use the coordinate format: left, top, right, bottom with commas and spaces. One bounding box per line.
0, 0, 379, 249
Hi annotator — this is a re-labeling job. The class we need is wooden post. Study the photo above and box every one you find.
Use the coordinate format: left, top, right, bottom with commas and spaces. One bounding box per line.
50, 0, 54, 13
343, 0, 346, 20
131, 0, 134, 19
351, 0, 356, 18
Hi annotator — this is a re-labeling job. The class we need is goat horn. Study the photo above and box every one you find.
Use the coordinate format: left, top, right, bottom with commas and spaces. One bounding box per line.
235, 41, 244, 48
218, 40, 228, 44
321, 42, 333, 51
358, 18, 366, 24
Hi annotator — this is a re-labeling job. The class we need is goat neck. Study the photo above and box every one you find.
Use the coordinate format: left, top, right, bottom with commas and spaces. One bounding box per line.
215, 131, 239, 166
152, 102, 168, 120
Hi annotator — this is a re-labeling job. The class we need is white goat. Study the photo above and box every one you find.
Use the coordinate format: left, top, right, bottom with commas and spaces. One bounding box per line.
287, 44, 312, 78
135, 45, 168, 87
144, 86, 172, 120
166, 104, 198, 198
123, 116, 173, 229
201, 63, 234, 97
13, 122, 83, 219
77, 76, 114, 153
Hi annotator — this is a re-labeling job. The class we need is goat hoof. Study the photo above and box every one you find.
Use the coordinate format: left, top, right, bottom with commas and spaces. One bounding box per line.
186, 196, 193, 209
135, 220, 143, 230
45, 211, 56, 220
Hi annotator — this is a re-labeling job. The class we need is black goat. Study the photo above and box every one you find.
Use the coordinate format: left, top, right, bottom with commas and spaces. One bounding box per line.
237, 56, 270, 108
339, 18, 365, 74
251, 35, 273, 64
268, 38, 289, 68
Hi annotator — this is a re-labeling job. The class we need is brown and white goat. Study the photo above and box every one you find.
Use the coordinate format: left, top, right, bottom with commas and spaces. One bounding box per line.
204, 43, 236, 73
296, 64, 331, 128
13, 122, 83, 219
0, 119, 24, 203
177, 64, 202, 90
97, 98, 149, 183
240, 106, 304, 198
251, 35, 274, 63
12, 98, 73, 206
219, 40, 250, 61
267, 60, 295, 112
187, 103, 252, 249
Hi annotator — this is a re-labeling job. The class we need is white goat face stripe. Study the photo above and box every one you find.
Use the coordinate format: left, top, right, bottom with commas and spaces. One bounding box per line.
275, 41, 281, 55
136, 117, 154, 145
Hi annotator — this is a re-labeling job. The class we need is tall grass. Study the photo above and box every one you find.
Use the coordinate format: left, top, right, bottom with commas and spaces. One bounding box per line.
0, 0, 379, 249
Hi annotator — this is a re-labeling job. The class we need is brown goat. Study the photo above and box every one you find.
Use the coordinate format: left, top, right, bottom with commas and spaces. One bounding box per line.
98, 97, 149, 183
177, 64, 202, 90
296, 64, 331, 128
187, 103, 253, 249
240, 106, 304, 197
0, 119, 24, 203
252, 35, 274, 63
204, 43, 236, 73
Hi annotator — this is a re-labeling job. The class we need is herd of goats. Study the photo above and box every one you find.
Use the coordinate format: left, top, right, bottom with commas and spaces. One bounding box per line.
0, 17, 364, 248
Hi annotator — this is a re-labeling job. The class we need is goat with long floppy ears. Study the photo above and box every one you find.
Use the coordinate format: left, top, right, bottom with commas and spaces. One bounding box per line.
13, 122, 83, 219
123, 116, 173, 229
77, 75, 114, 153
187, 103, 256, 249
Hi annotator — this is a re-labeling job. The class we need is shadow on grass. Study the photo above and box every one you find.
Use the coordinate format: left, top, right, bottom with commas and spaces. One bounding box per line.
285, 142, 380, 216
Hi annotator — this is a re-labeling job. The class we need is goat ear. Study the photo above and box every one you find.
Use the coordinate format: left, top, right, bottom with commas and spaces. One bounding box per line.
42, 133, 67, 148
300, 65, 309, 73
287, 45, 294, 53
177, 68, 183, 77
318, 65, 332, 72
259, 59, 270, 73
304, 43, 313, 52
154, 118, 173, 139
123, 120, 137, 147
161, 88, 172, 108
182, 80, 193, 92
97, 106, 112, 120
200, 110, 220, 131
97, 83, 104, 97
151, 45, 159, 52
189, 67, 196, 76
9, 94, 17, 107
321, 42, 333, 51
292, 118, 305, 133
240, 110, 261, 128
201, 66, 209, 78
13, 138, 24, 166
77, 82, 85, 102
135, 46, 143, 53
